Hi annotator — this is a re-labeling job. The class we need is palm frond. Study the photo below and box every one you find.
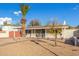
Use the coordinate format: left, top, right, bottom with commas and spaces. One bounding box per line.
20, 4, 29, 18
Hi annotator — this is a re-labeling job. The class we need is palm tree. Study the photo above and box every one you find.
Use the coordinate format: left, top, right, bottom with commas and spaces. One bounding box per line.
20, 4, 30, 37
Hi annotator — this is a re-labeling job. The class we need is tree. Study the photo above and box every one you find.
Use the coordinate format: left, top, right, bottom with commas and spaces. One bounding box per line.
28, 19, 41, 26
48, 25, 62, 46
28, 19, 41, 37
48, 18, 62, 46
20, 4, 30, 37
76, 25, 79, 28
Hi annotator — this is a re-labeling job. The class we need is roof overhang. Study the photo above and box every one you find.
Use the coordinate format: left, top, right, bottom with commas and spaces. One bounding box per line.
26, 25, 69, 30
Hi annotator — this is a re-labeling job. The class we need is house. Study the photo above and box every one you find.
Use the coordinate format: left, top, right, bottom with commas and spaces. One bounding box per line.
26, 25, 69, 38
0, 20, 79, 39
0, 22, 21, 38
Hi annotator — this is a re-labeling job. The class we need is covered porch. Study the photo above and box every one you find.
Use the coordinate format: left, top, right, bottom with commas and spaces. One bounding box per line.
26, 26, 47, 38
26, 26, 69, 38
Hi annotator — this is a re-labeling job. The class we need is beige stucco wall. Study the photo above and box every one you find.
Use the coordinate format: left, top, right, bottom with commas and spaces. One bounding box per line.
45, 33, 61, 39
2, 26, 21, 31
26, 33, 36, 38
62, 29, 79, 39
45, 29, 79, 39
0, 31, 9, 38
45, 33, 55, 38
26, 29, 79, 39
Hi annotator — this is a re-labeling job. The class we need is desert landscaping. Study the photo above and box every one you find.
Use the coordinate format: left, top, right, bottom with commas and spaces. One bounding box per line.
0, 38, 79, 56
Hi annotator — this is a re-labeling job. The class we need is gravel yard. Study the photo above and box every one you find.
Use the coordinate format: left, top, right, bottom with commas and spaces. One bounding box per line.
0, 38, 79, 56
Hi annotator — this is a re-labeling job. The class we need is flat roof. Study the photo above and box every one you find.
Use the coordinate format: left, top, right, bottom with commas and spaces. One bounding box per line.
26, 25, 69, 30
13, 25, 69, 30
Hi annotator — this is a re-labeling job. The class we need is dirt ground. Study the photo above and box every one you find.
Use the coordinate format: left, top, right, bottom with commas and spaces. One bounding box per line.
0, 38, 79, 56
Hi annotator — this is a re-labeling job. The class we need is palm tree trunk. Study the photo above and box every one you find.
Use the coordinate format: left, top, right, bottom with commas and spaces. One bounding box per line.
21, 18, 26, 37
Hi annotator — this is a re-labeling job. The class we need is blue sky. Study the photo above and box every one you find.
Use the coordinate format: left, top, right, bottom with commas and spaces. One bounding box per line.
0, 3, 79, 26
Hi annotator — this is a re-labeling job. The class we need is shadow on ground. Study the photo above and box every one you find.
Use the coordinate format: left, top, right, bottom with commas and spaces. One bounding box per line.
30, 40, 58, 56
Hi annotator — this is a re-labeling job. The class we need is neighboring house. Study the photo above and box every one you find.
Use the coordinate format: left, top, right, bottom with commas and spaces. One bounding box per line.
0, 22, 21, 38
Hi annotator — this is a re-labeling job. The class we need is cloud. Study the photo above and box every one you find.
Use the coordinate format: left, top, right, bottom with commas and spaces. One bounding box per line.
73, 7, 77, 10
73, 5, 79, 10
0, 17, 12, 25
13, 11, 21, 16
